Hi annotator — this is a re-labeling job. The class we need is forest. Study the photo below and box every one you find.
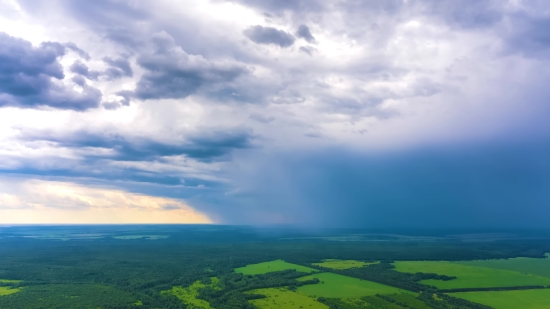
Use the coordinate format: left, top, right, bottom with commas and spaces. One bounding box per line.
0, 225, 549, 309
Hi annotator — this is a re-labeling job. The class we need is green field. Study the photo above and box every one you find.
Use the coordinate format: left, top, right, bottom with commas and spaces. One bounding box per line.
0, 279, 22, 284
247, 287, 328, 309
393, 261, 550, 289
312, 259, 377, 270
235, 260, 317, 275
162, 277, 220, 309
297, 273, 406, 298
456, 254, 550, 279
452, 289, 550, 309
0, 287, 21, 296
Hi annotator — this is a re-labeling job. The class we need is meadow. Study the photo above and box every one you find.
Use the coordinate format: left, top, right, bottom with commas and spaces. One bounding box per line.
247, 287, 328, 309
393, 260, 550, 289
0, 286, 21, 296
162, 277, 220, 309
456, 253, 550, 278
452, 289, 550, 309
312, 259, 377, 270
234, 260, 317, 275
297, 272, 406, 298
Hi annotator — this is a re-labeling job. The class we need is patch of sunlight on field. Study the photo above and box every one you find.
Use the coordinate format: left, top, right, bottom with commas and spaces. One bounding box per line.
297, 272, 406, 298
162, 277, 220, 309
312, 259, 377, 270
235, 260, 317, 275
456, 253, 550, 279
393, 261, 550, 289
452, 289, 550, 309
247, 287, 328, 309
0, 287, 21, 296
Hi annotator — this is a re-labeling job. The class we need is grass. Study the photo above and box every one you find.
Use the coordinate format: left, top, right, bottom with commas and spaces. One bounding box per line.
456, 253, 550, 279
452, 289, 550, 309
0, 286, 21, 296
162, 277, 219, 309
393, 261, 550, 289
312, 259, 377, 270
247, 287, 328, 309
235, 260, 317, 275
0, 279, 22, 284
297, 272, 407, 298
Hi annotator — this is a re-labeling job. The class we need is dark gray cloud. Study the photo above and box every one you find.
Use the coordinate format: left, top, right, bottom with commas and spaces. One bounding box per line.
0, 32, 102, 110
103, 56, 133, 79
132, 32, 249, 100
22, 127, 254, 161
70, 60, 100, 80
70, 56, 133, 81
243, 26, 295, 48
504, 13, 550, 59
299, 46, 315, 55
296, 24, 315, 43
412, 0, 503, 29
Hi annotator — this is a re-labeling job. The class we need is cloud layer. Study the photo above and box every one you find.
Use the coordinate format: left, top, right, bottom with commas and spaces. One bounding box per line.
0, 0, 549, 226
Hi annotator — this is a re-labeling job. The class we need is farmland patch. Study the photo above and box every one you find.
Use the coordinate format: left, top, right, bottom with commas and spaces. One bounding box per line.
313, 259, 377, 270
452, 289, 550, 309
393, 261, 550, 289
247, 287, 328, 309
297, 272, 406, 298
235, 260, 316, 275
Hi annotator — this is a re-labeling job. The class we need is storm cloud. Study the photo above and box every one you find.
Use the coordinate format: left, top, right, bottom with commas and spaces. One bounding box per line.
0, 32, 102, 110
296, 25, 315, 43
243, 26, 295, 47
133, 32, 250, 100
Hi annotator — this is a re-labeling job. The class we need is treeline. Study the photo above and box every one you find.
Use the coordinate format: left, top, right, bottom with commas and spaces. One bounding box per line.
315, 262, 437, 292
317, 293, 495, 309
418, 292, 495, 309
439, 285, 548, 293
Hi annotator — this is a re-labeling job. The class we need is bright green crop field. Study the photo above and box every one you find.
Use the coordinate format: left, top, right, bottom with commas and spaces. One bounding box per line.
393, 261, 550, 289
0, 287, 21, 296
247, 287, 328, 309
312, 259, 377, 270
452, 289, 550, 309
162, 277, 220, 309
456, 253, 550, 279
297, 272, 406, 298
235, 260, 316, 275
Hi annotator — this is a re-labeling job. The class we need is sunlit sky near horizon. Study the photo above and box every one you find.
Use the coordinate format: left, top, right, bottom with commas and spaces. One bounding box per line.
0, 0, 549, 227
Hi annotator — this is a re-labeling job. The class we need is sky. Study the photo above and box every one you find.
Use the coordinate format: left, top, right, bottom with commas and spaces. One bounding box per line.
0, 0, 549, 227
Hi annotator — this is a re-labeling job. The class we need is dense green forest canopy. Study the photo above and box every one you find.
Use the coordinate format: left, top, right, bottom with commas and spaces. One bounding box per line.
1, 225, 550, 308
